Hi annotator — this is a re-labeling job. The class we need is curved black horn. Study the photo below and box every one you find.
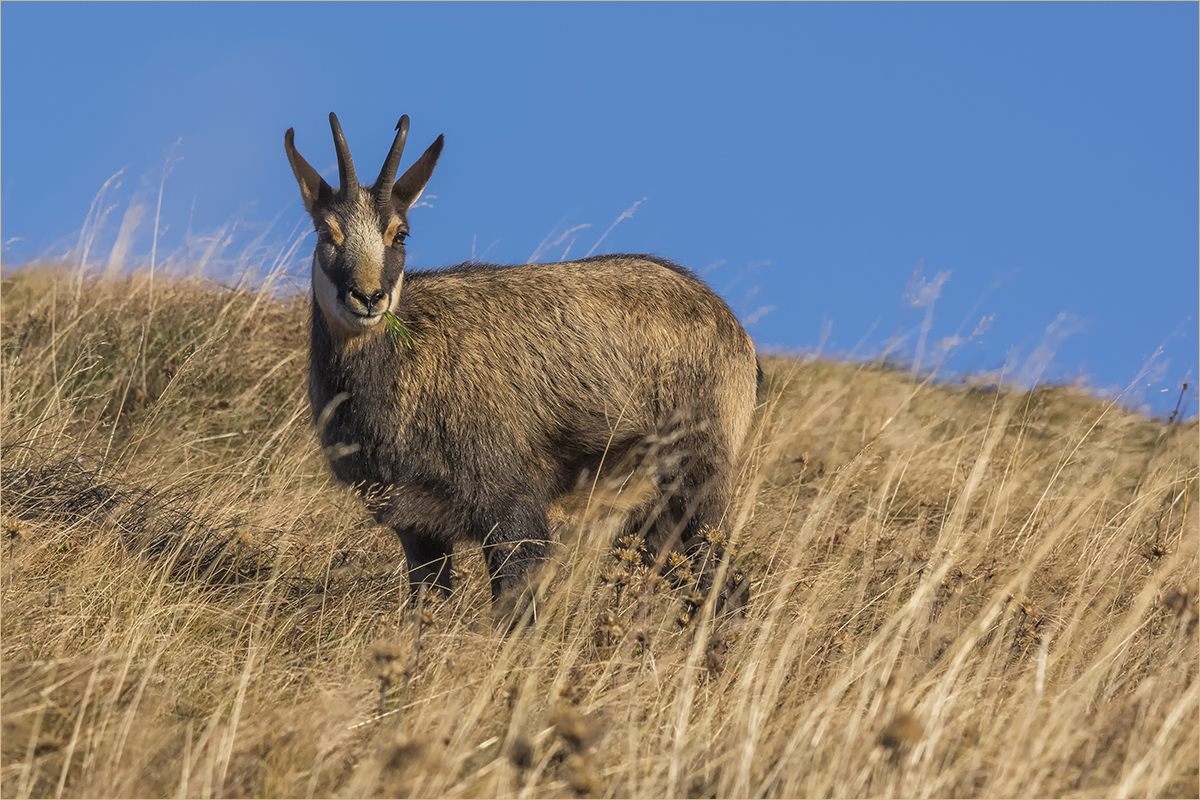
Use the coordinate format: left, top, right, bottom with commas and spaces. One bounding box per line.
328, 112, 358, 198
374, 116, 410, 210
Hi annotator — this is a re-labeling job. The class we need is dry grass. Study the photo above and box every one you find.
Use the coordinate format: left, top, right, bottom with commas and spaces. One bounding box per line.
2, 265, 1196, 798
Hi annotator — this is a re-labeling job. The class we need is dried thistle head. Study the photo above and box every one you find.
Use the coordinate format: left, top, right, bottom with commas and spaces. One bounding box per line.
705, 636, 729, 675
614, 547, 643, 565
1142, 540, 1169, 561
371, 641, 404, 683
980, 558, 998, 581
1018, 602, 1044, 628
593, 616, 622, 651
600, 565, 629, 588
942, 566, 965, 588
820, 632, 849, 656
667, 552, 691, 569
379, 732, 442, 796
878, 711, 923, 752
383, 734, 428, 770
507, 734, 534, 770
4, 518, 28, 540
697, 525, 728, 549
614, 534, 646, 553
551, 706, 595, 752
565, 752, 600, 797
627, 562, 653, 593
597, 610, 624, 641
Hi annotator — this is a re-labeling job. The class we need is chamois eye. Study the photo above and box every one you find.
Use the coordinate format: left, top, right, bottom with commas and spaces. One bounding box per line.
393, 231, 408, 247
321, 217, 345, 247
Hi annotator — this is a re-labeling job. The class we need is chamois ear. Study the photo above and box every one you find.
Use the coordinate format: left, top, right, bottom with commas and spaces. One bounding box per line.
391, 134, 444, 210
284, 128, 334, 213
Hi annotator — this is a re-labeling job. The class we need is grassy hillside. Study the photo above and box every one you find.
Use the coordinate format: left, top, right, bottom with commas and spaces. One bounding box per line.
2, 265, 1196, 798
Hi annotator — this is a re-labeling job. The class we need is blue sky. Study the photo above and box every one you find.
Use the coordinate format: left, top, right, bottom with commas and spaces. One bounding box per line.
3, 3, 1196, 417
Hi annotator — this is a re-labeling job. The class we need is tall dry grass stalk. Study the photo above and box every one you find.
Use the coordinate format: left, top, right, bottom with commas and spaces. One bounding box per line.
2, 265, 1196, 798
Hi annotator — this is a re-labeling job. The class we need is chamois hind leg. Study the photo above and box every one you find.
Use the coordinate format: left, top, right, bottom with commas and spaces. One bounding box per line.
680, 450, 735, 546
397, 529, 453, 598
482, 500, 552, 627
655, 438, 750, 616
642, 429, 735, 556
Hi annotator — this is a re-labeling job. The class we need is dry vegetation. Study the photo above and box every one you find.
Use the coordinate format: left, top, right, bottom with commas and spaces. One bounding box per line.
1, 265, 1196, 798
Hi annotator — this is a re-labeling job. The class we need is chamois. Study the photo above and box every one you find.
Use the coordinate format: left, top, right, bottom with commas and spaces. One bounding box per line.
285, 112, 759, 622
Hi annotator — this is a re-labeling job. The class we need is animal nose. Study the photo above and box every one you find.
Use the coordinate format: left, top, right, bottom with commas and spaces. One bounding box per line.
350, 288, 388, 312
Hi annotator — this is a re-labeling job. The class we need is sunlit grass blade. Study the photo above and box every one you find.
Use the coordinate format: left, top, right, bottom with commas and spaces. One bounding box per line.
384, 309, 416, 351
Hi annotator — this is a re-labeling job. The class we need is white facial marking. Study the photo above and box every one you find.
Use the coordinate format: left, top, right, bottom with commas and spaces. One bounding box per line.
313, 256, 370, 337
341, 193, 387, 289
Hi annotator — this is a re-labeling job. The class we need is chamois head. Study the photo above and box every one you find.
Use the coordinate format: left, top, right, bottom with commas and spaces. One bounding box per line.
284, 112, 444, 337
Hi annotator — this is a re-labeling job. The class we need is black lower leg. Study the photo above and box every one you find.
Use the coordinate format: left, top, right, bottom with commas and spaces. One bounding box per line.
397, 530, 453, 597
483, 503, 551, 625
